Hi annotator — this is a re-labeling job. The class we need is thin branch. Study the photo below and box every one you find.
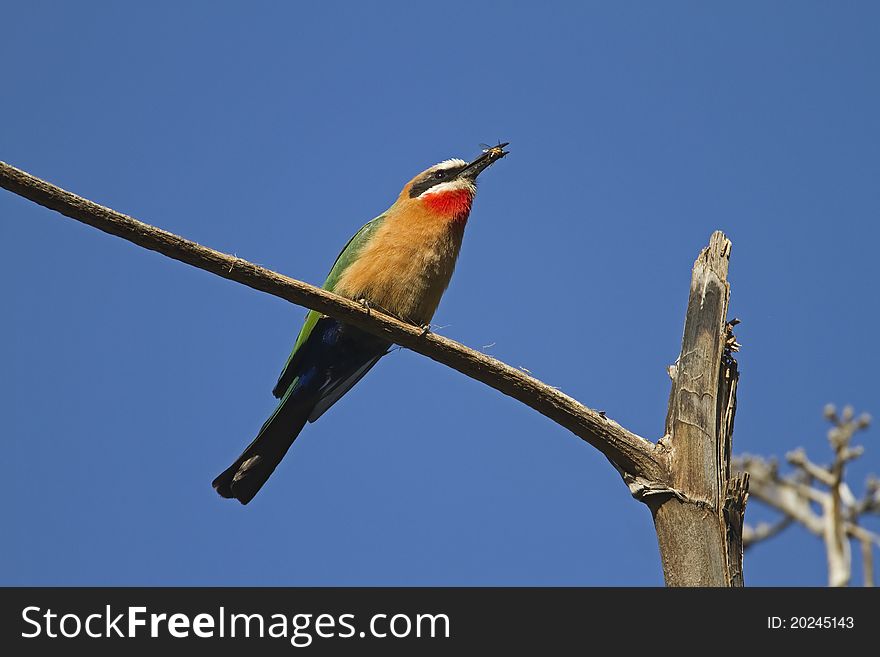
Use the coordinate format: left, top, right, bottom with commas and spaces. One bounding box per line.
856, 476, 880, 515
0, 159, 667, 484
786, 448, 835, 487
736, 407, 876, 586
742, 516, 794, 549
735, 455, 825, 535
846, 524, 880, 548
825, 406, 864, 587
861, 538, 874, 587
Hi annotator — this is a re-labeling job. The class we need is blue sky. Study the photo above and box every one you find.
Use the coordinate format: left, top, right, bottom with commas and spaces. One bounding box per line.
2, 2, 878, 586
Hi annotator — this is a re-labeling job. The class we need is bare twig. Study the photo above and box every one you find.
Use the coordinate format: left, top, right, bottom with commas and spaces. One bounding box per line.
735, 406, 876, 586
0, 160, 666, 485
857, 476, 880, 515
738, 455, 825, 535
786, 448, 835, 486
846, 524, 880, 548
742, 517, 794, 548
861, 538, 874, 587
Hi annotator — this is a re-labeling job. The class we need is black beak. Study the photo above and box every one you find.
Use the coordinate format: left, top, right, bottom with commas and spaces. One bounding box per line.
458, 142, 510, 180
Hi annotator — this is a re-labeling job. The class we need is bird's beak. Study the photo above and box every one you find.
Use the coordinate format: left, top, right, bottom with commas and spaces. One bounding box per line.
458, 142, 510, 180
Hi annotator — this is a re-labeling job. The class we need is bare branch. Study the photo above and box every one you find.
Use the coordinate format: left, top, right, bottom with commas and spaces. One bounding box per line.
848, 525, 879, 587
786, 448, 835, 486
0, 160, 667, 485
861, 538, 874, 588
736, 405, 876, 586
824, 495, 852, 587
735, 455, 825, 535
857, 476, 880, 515
846, 524, 880, 548
742, 517, 794, 548
824, 404, 869, 587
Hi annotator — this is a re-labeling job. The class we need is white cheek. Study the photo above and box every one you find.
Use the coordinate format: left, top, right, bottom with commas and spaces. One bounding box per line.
421, 179, 476, 198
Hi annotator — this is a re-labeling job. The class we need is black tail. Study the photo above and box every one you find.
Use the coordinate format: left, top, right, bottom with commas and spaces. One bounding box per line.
212, 392, 313, 505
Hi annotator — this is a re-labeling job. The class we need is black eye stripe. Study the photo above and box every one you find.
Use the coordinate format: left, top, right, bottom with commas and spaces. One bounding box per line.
409, 166, 464, 198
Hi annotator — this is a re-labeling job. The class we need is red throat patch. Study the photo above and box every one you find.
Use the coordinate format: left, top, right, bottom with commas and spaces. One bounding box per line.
423, 188, 474, 221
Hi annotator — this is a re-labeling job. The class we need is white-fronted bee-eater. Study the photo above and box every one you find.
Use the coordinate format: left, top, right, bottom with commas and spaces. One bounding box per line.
213, 144, 509, 503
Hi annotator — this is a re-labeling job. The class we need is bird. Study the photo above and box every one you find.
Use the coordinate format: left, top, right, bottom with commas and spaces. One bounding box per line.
212, 143, 509, 504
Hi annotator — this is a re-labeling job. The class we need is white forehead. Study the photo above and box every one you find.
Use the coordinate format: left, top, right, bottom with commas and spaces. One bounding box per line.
431, 158, 467, 171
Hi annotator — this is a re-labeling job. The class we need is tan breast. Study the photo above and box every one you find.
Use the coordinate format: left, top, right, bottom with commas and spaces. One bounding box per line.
334, 211, 466, 325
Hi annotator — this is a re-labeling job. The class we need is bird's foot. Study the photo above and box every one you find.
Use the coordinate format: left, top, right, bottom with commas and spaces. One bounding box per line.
418, 323, 432, 337
358, 298, 372, 316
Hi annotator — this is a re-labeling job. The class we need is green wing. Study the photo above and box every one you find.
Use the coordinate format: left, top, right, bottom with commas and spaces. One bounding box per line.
271, 214, 386, 398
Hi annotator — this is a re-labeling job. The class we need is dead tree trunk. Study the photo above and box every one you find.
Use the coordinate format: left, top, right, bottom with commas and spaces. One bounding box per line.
648, 233, 747, 586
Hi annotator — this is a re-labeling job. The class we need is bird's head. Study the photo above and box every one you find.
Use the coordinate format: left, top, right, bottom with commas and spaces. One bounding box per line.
397, 143, 509, 222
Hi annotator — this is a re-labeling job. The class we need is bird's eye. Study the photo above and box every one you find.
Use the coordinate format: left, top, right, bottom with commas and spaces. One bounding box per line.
433, 170, 446, 180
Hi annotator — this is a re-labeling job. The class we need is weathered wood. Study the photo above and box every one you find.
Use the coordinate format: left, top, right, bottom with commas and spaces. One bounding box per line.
719, 326, 747, 586
724, 474, 749, 587
650, 232, 746, 586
